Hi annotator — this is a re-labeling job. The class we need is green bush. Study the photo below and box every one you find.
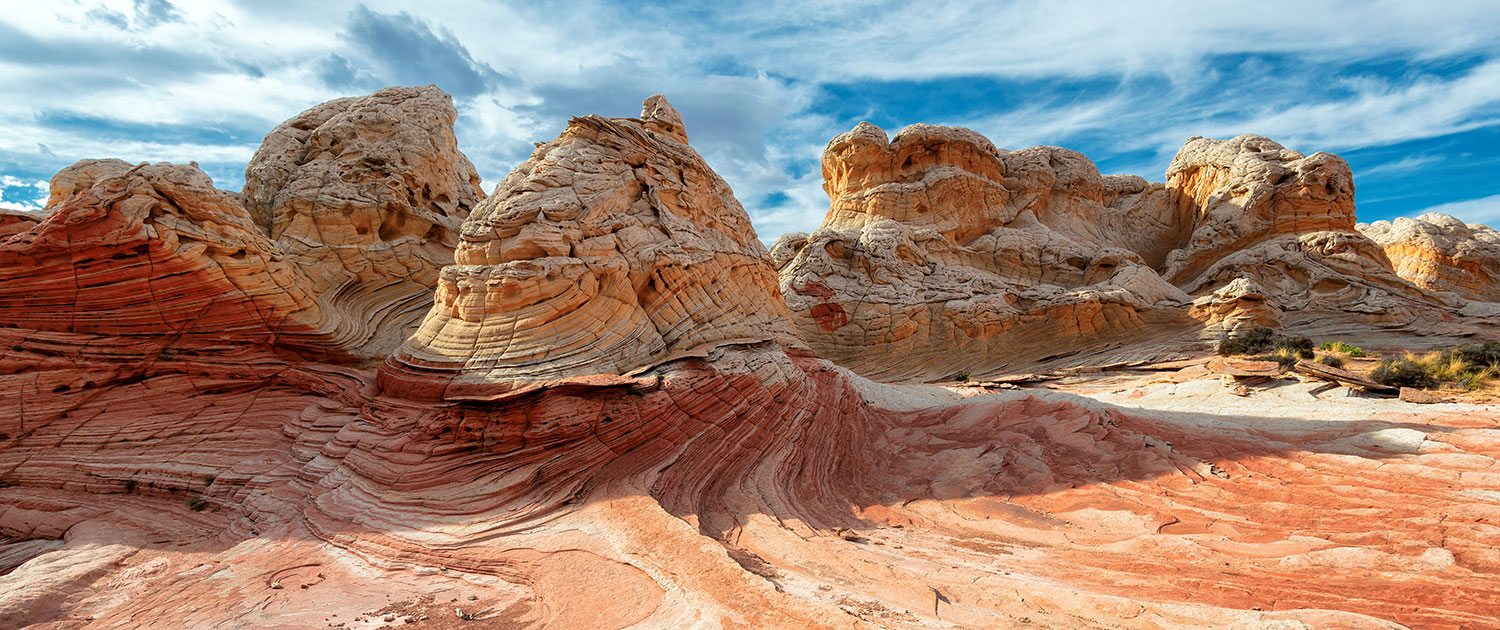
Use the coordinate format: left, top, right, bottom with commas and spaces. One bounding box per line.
1369, 357, 1438, 389
1441, 341, 1500, 367
953, 370, 971, 383
1218, 327, 1313, 358
1318, 341, 1367, 357
186, 496, 210, 512
1249, 348, 1300, 371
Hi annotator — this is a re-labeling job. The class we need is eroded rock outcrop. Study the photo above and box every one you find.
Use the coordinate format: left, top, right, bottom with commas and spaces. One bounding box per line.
244, 85, 484, 356
1189, 277, 1283, 333
0, 162, 328, 353
1359, 213, 1500, 303
777, 128, 1475, 381
4, 91, 1500, 630
381, 95, 798, 399
1162, 135, 1443, 317
774, 123, 1194, 381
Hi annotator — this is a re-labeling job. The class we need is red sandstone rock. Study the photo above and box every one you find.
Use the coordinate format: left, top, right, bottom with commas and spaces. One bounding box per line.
2, 90, 1499, 630
1360, 212, 1500, 305
776, 127, 1480, 383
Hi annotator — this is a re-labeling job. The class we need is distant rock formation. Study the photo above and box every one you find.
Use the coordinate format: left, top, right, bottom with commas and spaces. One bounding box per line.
774, 123, 1193, 381
381, 95, 799, 399
775, 127, 1476, 381
1162, 135, 1440, 315
1360, 213, 1500, 304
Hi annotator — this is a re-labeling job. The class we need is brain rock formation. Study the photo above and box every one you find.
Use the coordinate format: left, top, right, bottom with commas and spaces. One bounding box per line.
774, 123, 1195, 381
3, 89, 1500, 630
381, 95, 798, 399
1360, 212, 1500, 305
244, 85, 484, 357
776, 127, 1482, 381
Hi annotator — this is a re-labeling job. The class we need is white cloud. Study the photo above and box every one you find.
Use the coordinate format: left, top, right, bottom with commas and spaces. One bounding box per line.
0, 176, 48, 212
1412, 194, 1500, 227
1355, 155, 1445, 180
1, 0, 1499, 238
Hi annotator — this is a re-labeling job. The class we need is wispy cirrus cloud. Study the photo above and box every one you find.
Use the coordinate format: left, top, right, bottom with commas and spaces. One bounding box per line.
1, 0, 1498, 238
1412, 193, 1500, 227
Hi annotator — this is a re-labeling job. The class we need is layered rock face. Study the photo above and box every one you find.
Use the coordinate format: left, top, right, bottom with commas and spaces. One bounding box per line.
775, 123, 1194, 381
0, 161, 329, 355
382, 95, 798, 399
1189, 277, 1283, 333
777, 128, 1467, 381
0, 86, 481, 373
243, 86, 485, 356
4, 91, 1500, 630
1359, 213, 1500, 303
1161, 135, 1441, 315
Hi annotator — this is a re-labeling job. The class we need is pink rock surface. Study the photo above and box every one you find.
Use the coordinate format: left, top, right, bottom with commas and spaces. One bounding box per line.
2, 90, 1498, 630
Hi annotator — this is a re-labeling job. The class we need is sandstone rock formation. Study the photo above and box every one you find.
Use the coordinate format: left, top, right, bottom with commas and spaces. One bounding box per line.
1161, 135, 1443, 315
0, 161, 330, 356
243, 85, 485, 356
381, 95, 798, 399
1189, 277, 1283, 333
775, 123, 1195, 381
0, 86, 483, 370
4, 91, 1500, 630
776, 128, 1477, 382
1360, 212, 1500, 304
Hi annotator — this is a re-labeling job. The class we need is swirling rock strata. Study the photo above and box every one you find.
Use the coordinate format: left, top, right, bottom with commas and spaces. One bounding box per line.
777, 128, 1468, 382
775, 123, 1194, 381
3, 91, 1500, 630
0, 162, 331, 353
243, 85, 484, 356
382, 96, 798, 399
1162, 135, 1442, 315
1359, 213, 1500, 304
1189, 277, 1283, 333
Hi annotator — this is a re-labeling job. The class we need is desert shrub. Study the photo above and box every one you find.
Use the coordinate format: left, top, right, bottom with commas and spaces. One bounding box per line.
186, 496, 210, 512
1367, 345, 1500, 391
1218, 327, 1314, 358
953, 370, 971, 383
1370, 356, 1438, 389
1318, 341, 1367, 357
1441, 341, 1500, 368
1249, 347, 1300, 371
1317, 354, 1345, 369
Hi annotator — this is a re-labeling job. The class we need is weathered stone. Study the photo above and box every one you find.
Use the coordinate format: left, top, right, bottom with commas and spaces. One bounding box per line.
381, 96, 799, 400
2, 90, 1499, 630
774, 122, 1193, 382
1359, 213, 1500, 303
243, 85, 484, 356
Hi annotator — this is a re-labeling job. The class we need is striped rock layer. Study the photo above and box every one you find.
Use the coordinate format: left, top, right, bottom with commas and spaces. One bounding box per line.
775, 127, 1482, 381
1, 91, 1499, 630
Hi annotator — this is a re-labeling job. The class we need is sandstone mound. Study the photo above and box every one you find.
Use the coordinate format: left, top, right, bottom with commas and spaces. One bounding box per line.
0, 161, 328, 352
0, 86, 482, 372
774, 123, 1193, 381
381, 95, 798, 399
1359, 212, 1500, 304
1162, 135, 1442, 315
3, 91, 1500, 630
243, 85, 485, 356
776, 128, 1477, 382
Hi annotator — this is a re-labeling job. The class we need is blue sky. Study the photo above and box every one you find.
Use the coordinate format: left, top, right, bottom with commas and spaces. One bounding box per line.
2, 1, 1499, 239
